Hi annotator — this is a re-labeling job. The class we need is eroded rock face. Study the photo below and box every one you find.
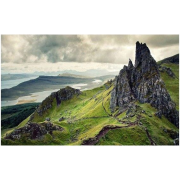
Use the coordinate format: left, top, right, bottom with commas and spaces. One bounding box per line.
32, 86, 81, 117
110, 41, 179, 127
5, 122, 63, 140
110, 66, 135, 110
159, 65, 176, 78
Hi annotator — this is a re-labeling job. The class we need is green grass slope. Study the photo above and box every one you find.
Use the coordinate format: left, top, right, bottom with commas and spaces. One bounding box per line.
2, 75, 178, 145
97, 102, 178, 145
159, 63, 179, 110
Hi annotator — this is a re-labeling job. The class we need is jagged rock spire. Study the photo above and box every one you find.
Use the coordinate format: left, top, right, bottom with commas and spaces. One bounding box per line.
128, 59, 133, 70
135, 41, 151, 68
110, 42, 179, 127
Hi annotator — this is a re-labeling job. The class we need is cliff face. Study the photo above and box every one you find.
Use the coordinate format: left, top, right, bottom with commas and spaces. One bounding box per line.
30, 86, 81, 119
110, 42, 179, 127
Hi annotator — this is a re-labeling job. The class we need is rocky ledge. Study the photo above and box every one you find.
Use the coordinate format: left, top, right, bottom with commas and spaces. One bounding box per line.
5, 122, 63, 140
30, 86, 81, 119
110, 41, 179, 128
158, 65, 176, 78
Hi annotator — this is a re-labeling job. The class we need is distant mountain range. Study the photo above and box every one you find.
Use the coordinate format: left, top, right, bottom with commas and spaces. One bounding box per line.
1, 74, 37, 81
1, 69, 118, 81
58, 73, 90, 78
13, 69, 118, 77
1, 75, 114, 101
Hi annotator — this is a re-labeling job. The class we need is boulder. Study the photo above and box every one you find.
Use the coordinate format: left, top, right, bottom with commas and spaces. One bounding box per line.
158, 65, 176, 78
59, 117, 65, 121
5, 122, 63, 140
155, 111, 162, 118
45, 117, 50, 121
174, 138, 179, 145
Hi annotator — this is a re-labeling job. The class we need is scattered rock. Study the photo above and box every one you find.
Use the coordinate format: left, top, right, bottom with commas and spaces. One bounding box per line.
59, 117, 65, 121
155, 111, 162, 118
174, 138, 179, 145
158, 65, 176, 78
45, 117, 50, 121
163, 128, 168, 133
130, 114, 135, 117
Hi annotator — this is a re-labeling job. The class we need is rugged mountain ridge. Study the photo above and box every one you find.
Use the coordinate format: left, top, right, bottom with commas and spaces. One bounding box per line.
110, 41, 179, 127
30, 86, 81, 120
158, 54, 179, 65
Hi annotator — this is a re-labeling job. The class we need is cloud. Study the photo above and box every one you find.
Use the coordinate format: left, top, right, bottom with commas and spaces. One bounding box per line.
1, 61, 125, 74
133, 35, 179, 48
1, 35, 179, 73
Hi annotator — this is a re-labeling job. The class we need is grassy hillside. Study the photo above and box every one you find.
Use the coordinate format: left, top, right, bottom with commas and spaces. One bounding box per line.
1, 59, 179, 145
159, 63, 179, 110
98, 102, 178, 145
2, 76, 178, 145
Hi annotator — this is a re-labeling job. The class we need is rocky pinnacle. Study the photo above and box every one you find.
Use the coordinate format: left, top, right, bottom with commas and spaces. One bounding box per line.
110, 41, 179, 127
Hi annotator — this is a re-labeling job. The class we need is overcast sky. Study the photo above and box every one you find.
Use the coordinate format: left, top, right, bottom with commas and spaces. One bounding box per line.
1, 35, 179, 74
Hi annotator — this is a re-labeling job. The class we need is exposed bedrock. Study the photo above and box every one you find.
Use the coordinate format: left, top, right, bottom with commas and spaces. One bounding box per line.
110, 42, 179, 127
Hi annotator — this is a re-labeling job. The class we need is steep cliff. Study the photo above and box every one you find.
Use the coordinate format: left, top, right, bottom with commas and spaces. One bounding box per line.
30, 86, 81, 120
110, 42, 179, 127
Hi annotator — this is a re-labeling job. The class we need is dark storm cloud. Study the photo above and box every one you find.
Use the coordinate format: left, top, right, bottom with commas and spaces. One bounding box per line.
1, 35, 179, 64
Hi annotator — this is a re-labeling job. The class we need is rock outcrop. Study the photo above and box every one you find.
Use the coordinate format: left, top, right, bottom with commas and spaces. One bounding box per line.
33, 86, 81, 117
5, 122, 63, 140
158, 65, 176, 78
110, 42, 179, 127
